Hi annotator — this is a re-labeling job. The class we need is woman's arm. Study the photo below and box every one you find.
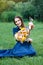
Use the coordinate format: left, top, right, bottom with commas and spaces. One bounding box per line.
28, 22, 34, 31
14, 31, 23, 42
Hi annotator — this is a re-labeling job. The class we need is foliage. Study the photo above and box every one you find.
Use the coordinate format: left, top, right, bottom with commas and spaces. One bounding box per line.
1, 11, 22, 22
0, 0, 43, 21
14, 2, 38, 19
32, 0, 43, 21
0, 0, 8, 13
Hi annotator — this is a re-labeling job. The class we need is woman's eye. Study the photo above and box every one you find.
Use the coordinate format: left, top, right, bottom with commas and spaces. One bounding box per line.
15, 21, 17, 23
18, 20, 20, 21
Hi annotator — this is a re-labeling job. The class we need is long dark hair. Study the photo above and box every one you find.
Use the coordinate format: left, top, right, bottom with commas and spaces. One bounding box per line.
13, 16, 25, 27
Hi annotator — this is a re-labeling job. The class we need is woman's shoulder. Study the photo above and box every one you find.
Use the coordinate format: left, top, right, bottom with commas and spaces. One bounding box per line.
13, 26, 19, 35
13, 26, 19, 31
13, 27, 18, 30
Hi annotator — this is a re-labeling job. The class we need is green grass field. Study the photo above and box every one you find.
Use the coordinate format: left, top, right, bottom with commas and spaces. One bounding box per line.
0, 21, 43, 65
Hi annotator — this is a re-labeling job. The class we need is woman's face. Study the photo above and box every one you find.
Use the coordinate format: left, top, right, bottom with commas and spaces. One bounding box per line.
14, 18, 22, 27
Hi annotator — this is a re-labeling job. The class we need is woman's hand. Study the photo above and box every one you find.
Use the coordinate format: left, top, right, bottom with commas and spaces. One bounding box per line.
26, 38, 33, 43
15, 33, 18, 40
28, 22, 34, 30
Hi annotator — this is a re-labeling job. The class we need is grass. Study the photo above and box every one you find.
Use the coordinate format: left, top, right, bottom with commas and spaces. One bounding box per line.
0, 21, 43, 65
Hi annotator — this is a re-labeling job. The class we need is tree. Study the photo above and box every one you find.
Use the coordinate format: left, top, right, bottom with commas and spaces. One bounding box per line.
13, 0, 28, 2
0, 0, 8, 13
32, 0, 43, 20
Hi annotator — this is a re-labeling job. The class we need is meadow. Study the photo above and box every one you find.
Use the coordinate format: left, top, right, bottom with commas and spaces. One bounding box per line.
0, 20, 43, 65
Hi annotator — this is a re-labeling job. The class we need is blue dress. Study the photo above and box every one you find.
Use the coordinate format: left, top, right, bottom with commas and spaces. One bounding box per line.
0, 26, 36, 57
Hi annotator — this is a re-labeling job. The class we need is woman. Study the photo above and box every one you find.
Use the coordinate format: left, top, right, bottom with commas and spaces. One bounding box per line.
0, 16, 36, 58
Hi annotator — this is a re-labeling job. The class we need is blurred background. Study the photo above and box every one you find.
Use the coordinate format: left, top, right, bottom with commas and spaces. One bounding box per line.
0, 0, 43, 22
